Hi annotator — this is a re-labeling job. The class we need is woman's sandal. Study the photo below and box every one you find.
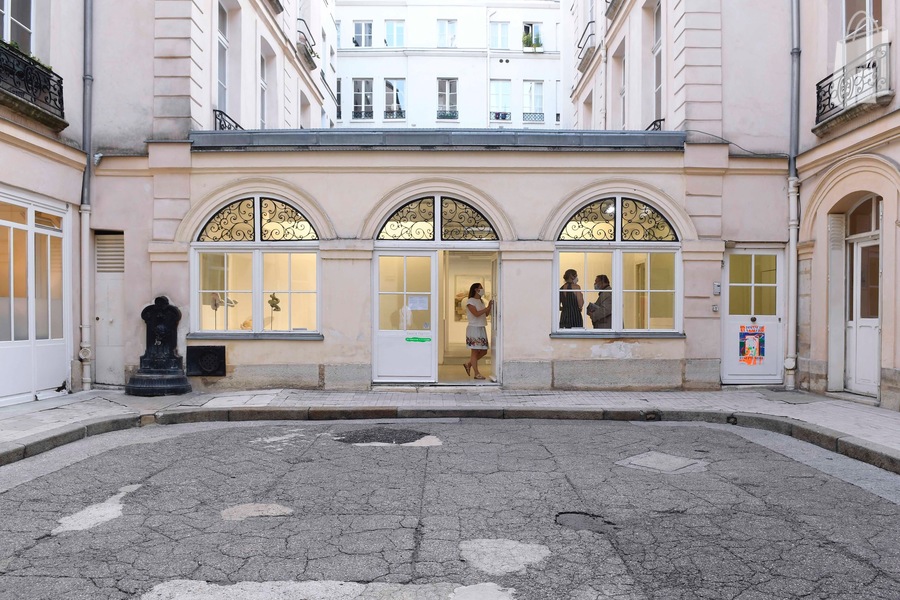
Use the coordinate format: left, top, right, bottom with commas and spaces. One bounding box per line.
474, 374, 485, 380
463, 363, 471, 377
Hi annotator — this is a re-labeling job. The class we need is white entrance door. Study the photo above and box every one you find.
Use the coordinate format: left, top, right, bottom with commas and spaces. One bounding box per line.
721, 251, 783, 384
489, 255, 501, 383
373, 253, 437, 382
845, 240, 880, 396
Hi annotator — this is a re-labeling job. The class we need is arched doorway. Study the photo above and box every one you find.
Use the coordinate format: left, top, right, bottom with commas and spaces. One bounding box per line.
843, 195, 881, 396
373, 195, 500, 385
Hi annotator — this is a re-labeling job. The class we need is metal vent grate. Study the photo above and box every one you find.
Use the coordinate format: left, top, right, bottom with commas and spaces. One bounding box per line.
96, 234, 124, 273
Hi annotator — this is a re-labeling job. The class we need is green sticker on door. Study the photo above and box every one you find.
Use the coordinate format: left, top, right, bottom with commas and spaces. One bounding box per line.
405, 337, 431, 342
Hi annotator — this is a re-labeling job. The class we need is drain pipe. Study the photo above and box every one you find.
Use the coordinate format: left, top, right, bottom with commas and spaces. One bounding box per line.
785, 0, 801, 389
78, 0, 94, 391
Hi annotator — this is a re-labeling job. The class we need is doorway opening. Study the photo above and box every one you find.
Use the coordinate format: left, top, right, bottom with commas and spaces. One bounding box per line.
438, 251, 498, 385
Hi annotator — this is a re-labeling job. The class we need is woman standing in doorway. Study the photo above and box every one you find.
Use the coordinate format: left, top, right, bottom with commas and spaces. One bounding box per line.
464, 282, 493, 380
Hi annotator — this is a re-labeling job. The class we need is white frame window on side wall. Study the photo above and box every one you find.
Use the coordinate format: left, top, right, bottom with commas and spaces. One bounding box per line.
353, 21, 372, 47
554, 196, 682, 335
385, 20, 405, 47
191, 196, 321, 338
1, 0, 33, 53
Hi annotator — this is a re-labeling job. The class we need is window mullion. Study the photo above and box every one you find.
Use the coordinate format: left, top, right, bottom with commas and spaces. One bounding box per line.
253, 250, 263, 332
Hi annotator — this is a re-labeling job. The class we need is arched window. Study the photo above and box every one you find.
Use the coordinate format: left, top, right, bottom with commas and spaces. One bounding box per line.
193, 196, 319, 334
556, 196, 680, 333
377, 196, 498, 241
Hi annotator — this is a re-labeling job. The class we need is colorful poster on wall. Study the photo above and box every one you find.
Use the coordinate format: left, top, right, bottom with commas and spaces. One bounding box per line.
739, 325, 765, 365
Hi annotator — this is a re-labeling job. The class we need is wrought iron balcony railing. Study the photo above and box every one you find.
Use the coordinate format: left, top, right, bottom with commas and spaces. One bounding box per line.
0, 41, 65, 128
352, 110, 374, 119
576, 21, 596, 73
816, 42, 892, 125
296, 18, 317, 71
490, 111, 511, 121
645, 118, 665, 131
523, 112, 544, 122
384, 109, 405, 119
213, 109, 243, 130
437, 109, 458, 120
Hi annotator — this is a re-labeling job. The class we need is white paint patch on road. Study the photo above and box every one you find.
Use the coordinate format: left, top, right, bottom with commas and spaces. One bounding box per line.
52, 484, 142, 535
248, 430, 307, 444
459, 538, 551, 575
139, 579, 515, 599
353, 435, 443, 447
220, 503, 294, 521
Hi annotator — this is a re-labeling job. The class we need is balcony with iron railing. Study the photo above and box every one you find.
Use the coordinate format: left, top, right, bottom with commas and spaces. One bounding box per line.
490, 111, 511, 121
384, 109, 405, 119
296, 18, 318, 71
523, 112, 544, 122
213, 109, 243, 130
352, 110, 374, 120
576, 21, 596, 74
0, 40, 66, 131
437, 109, 458, 120
814, 42, 893, 135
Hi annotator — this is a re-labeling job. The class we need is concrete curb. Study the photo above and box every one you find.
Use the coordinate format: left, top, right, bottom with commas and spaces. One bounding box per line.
1, 406, 899, 476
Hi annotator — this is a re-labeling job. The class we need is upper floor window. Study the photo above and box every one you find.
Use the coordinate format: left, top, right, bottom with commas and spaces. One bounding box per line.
1, 0, 32, 53
490, 22, 508, 49
385, 78, 405, 118
652, 0, 662, 121
335, 21, 341, 48
490, 80, 511, 120
217, 3, 229, 111
556, 197, 680, 333
353, 78, 373, 119
353, 21, 372, 47
523, 81, 543, 115
259, 54, 268, 128
194, 196, 319, 335
336, 78, 342, 120
437, 19, 457, 48
523, 22, 542, 48
437, 78, 458, 119
386, 20, 405, 47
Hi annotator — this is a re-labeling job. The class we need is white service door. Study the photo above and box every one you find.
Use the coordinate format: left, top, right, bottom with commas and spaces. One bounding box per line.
373, 253, 437, 382
845, 241, 880, 396
721, 251, 783, 384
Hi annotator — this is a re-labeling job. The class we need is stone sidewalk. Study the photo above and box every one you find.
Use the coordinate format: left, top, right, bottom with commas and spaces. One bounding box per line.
1, 386, 900, 475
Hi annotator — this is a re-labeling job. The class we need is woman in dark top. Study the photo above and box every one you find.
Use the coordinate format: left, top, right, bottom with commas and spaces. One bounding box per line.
559, 269, 584, 328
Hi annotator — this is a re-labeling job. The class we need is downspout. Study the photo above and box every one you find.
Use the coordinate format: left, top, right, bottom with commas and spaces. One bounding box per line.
79, 0, 94, 391
785, 0, 801, 389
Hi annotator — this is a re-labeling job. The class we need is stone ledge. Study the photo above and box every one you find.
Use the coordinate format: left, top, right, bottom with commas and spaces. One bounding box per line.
728, 412, 794, 436
227, 407, 310, 421
0, 442, 25, 467
503, 408, 605, 420
20, 424, 87, 458
398, 408, 504, 419
154, 409, 230, 425
308, 407, 399, 420
790, 422, 844, 452
837, 437, 900, 476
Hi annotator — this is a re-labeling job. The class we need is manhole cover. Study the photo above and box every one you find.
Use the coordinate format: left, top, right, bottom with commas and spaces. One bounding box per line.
335, 427, 429, 445
555, 512, 617, 535
616, 451, 708, 474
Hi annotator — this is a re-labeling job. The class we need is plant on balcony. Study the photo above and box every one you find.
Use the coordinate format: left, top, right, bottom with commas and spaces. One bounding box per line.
522, 33, 533, 48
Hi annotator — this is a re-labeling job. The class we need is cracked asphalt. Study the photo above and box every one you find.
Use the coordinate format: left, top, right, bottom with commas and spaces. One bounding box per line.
0, 418, 899, 599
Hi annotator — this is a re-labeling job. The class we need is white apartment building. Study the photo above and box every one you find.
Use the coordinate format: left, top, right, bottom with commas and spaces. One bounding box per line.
334, 0, 564, 128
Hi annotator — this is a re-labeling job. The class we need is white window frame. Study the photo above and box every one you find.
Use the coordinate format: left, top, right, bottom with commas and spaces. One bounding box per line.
259, 54, 268, 128
385, 78, 405, 115
437, 19, 457, 48
554, 196, 683, 334
336, 21, 341, 48
652, 1, 662, 121
386, 20, 405, 47
619, 54, 627, 129
490, 21, 508, 49
336, 78, 342, 120
353, 21, 372, 47
523, 80, 543, 113
191, 197, 321, 337
438, 78, 457, 111
1, 0, 33, 53
353, 78, 373, 118
490, 79, 511, 119
523, 22, 542, 47
216, 3, 229, 111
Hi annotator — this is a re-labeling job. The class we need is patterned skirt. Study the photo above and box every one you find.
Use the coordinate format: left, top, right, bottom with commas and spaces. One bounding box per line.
466, 325, 489, 350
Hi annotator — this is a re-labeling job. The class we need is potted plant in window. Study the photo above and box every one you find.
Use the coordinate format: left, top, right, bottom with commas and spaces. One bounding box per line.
532, 33, 543, 52
522, 32, 534, 52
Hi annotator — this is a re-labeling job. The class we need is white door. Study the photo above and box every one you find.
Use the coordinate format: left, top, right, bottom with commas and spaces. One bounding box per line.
373, 253, 437, 382
94, 234, 126, 385
721, 251, 783, 384
845, 240, 880, 396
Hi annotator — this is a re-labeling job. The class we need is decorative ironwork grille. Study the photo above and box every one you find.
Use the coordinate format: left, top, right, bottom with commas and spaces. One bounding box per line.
621, 199, 677, 241
441, 198, 498, 241
558, 199, 616, 241
523, 112, 544, 122
260, 198, 318, 241
437, 109, 459, 119
377, 198, 435, 240
816, 42, 891, 124
490, 111, 511, 121
198, 199, 255, 242
352, 110, 374, 119
559, 198, 678, 242
645, 118, 665, 131
384, 109, 406, 119
0, 41, 65, 120
213, 109, 243, 130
